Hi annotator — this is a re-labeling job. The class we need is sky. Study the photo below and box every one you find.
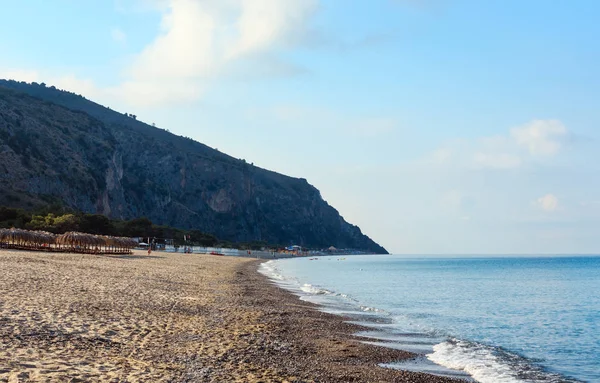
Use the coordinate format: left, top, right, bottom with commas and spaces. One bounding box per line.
1, 0, 599, 254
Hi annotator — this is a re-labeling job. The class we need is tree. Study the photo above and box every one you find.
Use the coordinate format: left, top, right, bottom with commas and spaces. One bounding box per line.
26, 214, 55, 231
119, 217, 153, 237
188, 229, 218, 247
53, 214, 81, 233
79, 214, 114, 235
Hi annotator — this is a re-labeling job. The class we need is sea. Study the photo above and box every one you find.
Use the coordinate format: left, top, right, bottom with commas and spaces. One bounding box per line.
259, 255, 599, 383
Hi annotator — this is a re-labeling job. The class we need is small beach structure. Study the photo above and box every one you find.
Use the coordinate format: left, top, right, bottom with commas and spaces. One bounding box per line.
284, 245, 303, 255
56, 232, 137, 254
0, 228, 56, 250
0, 228, 137, 255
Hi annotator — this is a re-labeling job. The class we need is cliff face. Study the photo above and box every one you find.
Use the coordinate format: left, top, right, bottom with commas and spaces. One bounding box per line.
0, 80, 388, 253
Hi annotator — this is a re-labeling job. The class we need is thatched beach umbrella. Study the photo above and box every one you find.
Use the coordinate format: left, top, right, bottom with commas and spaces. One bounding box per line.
0, 228, 11, 247
0, 228, 8, 243
1, 229, 136, 254
57, 232, 103, 253
108, 236, 137, 254
33, 231, 57, 247
0, 228, 55, 249
3, 228, 31, 247
55, 232, 136, 254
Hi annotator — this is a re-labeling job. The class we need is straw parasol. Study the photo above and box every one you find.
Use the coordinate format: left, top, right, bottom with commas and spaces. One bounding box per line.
1, 228, 137, 254
57, 232, 103, 251
0, 228, 56, 248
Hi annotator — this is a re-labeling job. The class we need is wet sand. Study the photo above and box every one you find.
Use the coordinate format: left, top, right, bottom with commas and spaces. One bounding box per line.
0, 250, 464, 382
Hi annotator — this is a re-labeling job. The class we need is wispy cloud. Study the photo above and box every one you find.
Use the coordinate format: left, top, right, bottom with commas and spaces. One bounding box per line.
535, 194, 559, 212
510, 120, 569, 156
427, 119, 570, 170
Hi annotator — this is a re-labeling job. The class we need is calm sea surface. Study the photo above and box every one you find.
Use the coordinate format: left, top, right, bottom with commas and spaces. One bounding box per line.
259, 255, 600, 383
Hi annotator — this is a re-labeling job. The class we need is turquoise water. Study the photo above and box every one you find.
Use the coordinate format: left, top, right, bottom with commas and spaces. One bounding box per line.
260, 255, 600, 383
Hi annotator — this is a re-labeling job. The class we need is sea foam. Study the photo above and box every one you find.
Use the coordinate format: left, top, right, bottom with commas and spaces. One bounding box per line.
428, 339, 576, 383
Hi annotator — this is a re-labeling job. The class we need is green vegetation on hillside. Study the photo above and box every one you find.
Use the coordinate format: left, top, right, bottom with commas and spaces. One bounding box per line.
0, 205, 270, 250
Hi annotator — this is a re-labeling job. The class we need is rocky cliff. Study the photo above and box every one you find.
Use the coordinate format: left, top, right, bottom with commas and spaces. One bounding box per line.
0, 80, 387, 253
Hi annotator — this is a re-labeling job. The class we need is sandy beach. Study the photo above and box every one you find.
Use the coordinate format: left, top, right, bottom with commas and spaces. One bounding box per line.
0, 250, 463, 382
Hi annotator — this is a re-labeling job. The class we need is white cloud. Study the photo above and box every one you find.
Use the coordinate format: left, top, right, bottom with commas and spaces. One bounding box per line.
510, 119, 568, 156
428, 120, 570, 171
535, 194, 559, 212
227, 0, 317, 59
4, 0, 318, 108
128, 0, 218, 81
117, 0, 317, 106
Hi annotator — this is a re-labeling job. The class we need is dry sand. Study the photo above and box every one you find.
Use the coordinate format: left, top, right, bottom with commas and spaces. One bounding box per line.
0, 250, 464, 382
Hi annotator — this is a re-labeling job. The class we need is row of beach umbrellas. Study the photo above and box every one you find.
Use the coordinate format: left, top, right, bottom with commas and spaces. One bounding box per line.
0, 228, 137, 254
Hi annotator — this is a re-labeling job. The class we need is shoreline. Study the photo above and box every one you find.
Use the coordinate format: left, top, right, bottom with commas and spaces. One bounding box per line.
0, 250, 465, 382
233, 259, 466, 382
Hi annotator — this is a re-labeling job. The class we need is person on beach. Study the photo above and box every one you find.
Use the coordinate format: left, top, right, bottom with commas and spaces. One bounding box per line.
147, 247, 152, 255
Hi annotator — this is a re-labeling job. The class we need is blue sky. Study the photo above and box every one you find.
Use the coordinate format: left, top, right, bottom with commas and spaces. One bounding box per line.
1, 0, 599, 254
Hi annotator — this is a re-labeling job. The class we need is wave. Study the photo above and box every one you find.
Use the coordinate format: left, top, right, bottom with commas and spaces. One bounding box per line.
360, 305, 385, 313
260, 262, 358, 301
300, 283, 334, 295
428, 338, 580, 383
259, 260, 580, 383
259, 260, 286, 281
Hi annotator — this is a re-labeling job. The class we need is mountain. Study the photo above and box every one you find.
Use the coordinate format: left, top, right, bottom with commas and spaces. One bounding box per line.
0, 79, 387, 254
